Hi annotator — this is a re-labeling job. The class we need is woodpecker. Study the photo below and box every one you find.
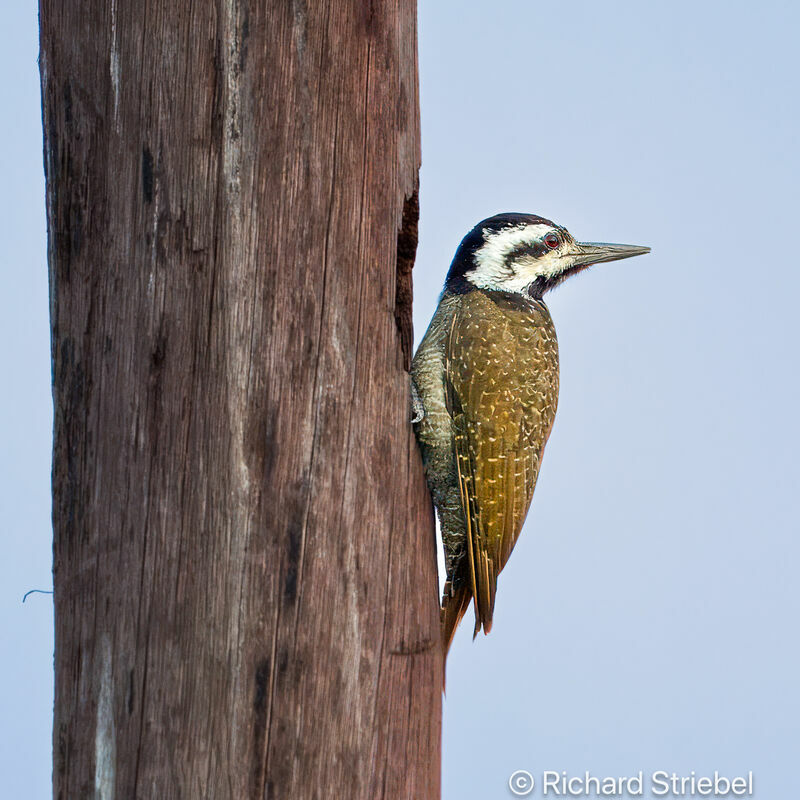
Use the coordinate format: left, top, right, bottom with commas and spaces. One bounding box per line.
410, 212, 650, 657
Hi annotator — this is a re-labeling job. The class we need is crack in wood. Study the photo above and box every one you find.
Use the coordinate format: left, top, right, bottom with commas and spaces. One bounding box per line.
394, 187, 419, 371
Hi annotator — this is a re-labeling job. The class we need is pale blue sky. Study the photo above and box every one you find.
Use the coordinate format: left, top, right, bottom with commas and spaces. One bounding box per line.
2, 1, 798, 798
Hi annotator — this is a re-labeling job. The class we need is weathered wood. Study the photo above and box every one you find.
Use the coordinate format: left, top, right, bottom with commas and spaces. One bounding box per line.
40, 1, 441, 797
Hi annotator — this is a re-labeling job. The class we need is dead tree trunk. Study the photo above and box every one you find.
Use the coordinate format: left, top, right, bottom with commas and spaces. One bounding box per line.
40, 1, 441, 797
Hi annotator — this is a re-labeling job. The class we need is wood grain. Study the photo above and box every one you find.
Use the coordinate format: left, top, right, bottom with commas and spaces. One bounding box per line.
40, 1, 441, 797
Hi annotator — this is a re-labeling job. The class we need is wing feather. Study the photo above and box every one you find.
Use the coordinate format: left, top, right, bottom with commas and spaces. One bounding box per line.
445, 292, 559, 637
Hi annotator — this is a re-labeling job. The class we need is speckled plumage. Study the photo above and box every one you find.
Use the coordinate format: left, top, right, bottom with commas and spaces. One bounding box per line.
412, 288, 559, 653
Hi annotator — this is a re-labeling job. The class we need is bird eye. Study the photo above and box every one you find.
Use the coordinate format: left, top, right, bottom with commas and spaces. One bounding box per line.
544, 233, 560, 249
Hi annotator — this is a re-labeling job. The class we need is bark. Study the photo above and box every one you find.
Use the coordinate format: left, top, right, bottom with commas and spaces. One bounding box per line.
40, 1, 441, 798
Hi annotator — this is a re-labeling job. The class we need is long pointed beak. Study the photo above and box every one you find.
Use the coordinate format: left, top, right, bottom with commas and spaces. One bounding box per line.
573, 241, 651, 267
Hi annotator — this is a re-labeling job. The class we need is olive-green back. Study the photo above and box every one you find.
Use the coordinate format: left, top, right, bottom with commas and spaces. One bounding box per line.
446, 289, 559, 634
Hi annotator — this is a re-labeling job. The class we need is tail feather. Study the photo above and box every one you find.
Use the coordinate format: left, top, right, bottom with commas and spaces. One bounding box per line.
441, 582, 472, 663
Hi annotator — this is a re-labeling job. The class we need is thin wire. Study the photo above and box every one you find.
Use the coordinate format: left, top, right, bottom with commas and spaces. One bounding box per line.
22, 589, 53, 603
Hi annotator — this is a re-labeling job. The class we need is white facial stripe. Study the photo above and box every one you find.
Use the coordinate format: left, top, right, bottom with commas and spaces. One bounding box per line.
467, 223, 565, 292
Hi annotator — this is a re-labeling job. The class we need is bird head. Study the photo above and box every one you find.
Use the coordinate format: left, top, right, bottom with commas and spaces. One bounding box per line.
444, 212, 650, 298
